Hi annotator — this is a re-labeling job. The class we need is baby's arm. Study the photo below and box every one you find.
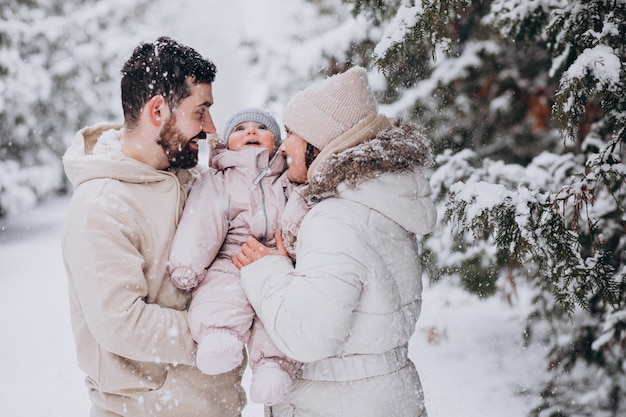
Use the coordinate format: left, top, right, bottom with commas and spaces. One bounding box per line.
169, 169, 229, 290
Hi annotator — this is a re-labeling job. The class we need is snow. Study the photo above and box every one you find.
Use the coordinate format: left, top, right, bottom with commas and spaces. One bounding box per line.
0, 195, 547, 416
0, 0, 556, 415
450, 181, 510, 218
374, 4, 424, 58
563, 45, 621, 86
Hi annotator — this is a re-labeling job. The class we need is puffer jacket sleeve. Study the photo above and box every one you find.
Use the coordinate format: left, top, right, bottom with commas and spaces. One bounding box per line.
241, 202, 366, 362
169, 169, 229, 290
64, 200, 197, 366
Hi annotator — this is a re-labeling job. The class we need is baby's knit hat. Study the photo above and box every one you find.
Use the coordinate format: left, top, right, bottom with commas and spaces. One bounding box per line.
282, 66, 377, 151
222, 108, 282, 147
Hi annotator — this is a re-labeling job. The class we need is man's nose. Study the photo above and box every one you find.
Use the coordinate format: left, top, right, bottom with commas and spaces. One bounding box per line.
201, 113, 216, 135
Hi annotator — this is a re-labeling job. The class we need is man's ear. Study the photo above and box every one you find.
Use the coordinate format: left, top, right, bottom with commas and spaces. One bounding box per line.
146, 95, 166, 126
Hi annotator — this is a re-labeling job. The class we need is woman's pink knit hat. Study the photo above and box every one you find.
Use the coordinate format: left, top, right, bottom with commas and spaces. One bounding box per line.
282, 66, 378, 151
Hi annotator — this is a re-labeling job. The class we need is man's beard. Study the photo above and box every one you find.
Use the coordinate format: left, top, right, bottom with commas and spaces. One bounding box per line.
157, 114, 200, 169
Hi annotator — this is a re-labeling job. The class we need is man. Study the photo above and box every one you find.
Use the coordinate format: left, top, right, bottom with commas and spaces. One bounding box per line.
61, 37, 246, 417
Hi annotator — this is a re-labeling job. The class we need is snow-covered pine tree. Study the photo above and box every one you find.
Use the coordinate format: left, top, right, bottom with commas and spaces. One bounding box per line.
358, 0, 625, 415
483, 2, 625, 415
248, 0, 625, 415
0, 0, 151, 217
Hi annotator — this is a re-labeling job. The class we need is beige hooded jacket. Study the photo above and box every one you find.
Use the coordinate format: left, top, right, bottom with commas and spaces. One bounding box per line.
61, 123, 246, 417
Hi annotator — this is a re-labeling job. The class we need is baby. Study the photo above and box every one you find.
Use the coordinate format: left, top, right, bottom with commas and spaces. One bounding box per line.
168, 108, 305, 405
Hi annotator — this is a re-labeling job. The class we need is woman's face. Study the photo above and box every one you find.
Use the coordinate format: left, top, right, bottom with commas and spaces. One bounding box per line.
280, 129, 308, 184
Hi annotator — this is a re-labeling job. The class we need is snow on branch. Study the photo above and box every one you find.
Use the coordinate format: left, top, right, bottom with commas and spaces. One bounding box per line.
372, 0, 471, 72
373, 4, 424, 59
440, 143, 622, 314
554, 45, 623, 141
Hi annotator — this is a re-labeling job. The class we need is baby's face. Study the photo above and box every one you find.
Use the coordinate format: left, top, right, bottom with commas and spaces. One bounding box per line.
228, 121, 276, 157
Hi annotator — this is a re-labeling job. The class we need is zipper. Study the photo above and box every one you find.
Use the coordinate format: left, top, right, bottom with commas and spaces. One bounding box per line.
253, 151, 280, 185
254, 152, 280, 241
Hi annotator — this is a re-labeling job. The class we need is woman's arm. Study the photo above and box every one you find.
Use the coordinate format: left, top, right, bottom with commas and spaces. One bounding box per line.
239, 205, 367, 362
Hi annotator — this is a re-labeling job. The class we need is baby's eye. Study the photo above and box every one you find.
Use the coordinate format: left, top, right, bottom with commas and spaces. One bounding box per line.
234, 125, 246, 131
258, 124, 268, 130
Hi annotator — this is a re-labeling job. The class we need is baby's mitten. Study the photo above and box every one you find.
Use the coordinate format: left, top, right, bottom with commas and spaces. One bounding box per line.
196, 332, 244, 375
170, 268, 200, 291
250, 361, 293, 405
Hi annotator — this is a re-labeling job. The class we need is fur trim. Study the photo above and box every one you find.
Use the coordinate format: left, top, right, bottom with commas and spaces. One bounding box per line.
304, 122, 433, 202
208, 134, 227, 151
307, 114, 392, 183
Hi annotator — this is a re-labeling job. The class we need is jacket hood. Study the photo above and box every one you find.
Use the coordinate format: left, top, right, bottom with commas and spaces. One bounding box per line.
63, 122, 181, 189
306, 122, 433, 198
305, 122, 436, 235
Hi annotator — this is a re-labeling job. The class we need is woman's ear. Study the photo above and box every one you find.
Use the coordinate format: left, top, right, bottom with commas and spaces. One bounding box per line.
146, 95, 166, 126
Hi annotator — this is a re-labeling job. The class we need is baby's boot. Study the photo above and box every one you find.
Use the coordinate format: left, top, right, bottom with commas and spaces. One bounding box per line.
196, 332, 243, 375
250, 361, 293, 405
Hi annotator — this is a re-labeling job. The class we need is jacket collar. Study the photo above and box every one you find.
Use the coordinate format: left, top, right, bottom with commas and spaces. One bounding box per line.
305, 122, 433, 202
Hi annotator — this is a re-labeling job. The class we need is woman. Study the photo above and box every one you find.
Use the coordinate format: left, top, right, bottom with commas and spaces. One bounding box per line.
232, 66, 437, 417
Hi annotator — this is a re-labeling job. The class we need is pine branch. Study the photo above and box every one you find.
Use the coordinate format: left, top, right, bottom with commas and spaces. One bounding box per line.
370, 0, 472, 73
445, 181, 621, 315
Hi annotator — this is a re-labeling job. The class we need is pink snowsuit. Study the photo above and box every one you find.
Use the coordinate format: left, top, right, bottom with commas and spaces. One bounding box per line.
168, 144, 305, 378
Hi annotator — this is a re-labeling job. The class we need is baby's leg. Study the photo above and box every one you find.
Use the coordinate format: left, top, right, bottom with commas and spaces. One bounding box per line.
248, 318, 301, 405
188, 264, 255, 375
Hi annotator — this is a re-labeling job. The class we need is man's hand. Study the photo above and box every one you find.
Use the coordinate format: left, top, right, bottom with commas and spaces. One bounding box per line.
232, 231, 288, 270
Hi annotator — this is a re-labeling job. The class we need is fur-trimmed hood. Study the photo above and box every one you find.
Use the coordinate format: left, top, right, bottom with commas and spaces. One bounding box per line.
306, 122, 433, 200
304, 122, 436, 235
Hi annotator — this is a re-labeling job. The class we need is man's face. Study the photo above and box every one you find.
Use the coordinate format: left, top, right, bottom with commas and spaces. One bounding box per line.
158, 82, 215, 169
157, 114, 200, 169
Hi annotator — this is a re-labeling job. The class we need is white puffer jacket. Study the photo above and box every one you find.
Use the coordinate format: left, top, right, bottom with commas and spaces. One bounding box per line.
241, 123, 436, 417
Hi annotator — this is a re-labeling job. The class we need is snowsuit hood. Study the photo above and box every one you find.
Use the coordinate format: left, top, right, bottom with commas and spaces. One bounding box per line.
209, 137, 286, 176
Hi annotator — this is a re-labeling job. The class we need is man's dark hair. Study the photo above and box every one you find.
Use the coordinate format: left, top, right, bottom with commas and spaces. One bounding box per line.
120, 36, 217, 129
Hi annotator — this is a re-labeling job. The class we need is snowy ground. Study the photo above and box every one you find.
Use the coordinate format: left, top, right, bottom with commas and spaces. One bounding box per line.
0, 194, 547, 416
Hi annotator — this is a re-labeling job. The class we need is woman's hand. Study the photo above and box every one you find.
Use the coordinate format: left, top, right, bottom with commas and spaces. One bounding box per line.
232, 230, 289, 270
